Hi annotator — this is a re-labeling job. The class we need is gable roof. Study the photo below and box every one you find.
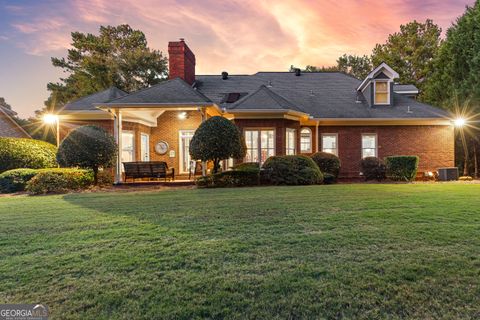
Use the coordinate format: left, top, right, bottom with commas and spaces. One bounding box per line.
229, 85, 305, 113
0, 106, 31, 138
63, 87, 127, 111
357, 62, 400, 91
103, 78, 212, 106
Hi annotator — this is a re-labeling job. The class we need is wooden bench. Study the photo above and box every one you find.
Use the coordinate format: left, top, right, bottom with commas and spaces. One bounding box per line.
123, 161, 175, 182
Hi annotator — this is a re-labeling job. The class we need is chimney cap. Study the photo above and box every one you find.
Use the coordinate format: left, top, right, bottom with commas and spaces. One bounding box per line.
221, 71, 228, 80
294, 68, 301, 76
179, 38, 185, 42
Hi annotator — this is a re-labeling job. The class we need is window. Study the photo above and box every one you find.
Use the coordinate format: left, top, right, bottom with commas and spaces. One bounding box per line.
362, 134, 377, 158
286, 128, 296, 155
245, 129, 275, 164
300, 128, 312, 153
322, 134, 338, 156
374, 81, 389, 104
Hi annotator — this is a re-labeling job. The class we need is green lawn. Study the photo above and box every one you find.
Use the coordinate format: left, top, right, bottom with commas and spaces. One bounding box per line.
0, 185, 479, 319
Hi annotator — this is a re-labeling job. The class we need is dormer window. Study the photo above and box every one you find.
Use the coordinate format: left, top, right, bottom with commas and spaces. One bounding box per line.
374, 81, 389, 105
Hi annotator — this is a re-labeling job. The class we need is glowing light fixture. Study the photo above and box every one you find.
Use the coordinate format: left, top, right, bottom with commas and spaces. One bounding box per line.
43, 114, 58, 124
178, 112, 187, 120
454, 118, 465, 127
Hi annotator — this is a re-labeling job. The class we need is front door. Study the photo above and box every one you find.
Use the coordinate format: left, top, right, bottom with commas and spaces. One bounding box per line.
179, 130, 195, 174
140, 133, 150, 161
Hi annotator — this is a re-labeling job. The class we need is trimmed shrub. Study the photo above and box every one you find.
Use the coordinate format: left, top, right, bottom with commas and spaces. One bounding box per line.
57, 125, 116, 184
360, 157, 386, 181
0, 168, 39, 193
26, 169, 94, 194
196, 170, 260, 188
190, 116, 246, 173
261, 155, 323, 185
323, 173, 336, 185
310, 152, 341, 178
0, 137, 57, 173
385, 156, 419, 181
232, 162, 260, 172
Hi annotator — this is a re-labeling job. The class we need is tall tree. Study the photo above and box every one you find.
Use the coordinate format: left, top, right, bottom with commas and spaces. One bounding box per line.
46, 24, 168, 110
291, 54, 371, 78
371, 19, 442, 94
422, 1, 480, 176
336, 54, 372, 79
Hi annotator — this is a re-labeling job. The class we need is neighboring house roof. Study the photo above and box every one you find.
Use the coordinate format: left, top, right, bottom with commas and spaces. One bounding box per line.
103, 78, 212, 106
63, 87, 128, 111
393, 84, 419, 94
229, 85, 305, 113
0, 106, 31, 138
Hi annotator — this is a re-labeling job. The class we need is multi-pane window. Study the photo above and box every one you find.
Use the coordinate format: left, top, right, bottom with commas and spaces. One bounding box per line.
322, 134, 338, 156
286, 128, 296, 155
362, 134, 377, 158
300, 128, 312, 153
245, 129, 275, 164
374, 81, 389, 104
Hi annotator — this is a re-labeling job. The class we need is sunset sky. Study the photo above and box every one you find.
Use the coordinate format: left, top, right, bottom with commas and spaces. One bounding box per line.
0, 0, 474, 117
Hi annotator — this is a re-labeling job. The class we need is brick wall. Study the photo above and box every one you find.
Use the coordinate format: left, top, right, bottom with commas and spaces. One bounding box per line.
318, 125, 455, 178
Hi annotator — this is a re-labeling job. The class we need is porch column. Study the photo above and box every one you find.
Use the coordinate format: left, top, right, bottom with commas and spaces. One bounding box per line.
199, 107, 207, 176
114, 110, 123, 184
315, 121, 320, 153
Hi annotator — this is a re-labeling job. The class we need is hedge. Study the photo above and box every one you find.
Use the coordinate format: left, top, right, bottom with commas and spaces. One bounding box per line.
0, 137, 57, 173
261, 155, 323, 185
0, 168, 39, 193
196, 170, 260, 188
232, 162, 260, 172
385, 156, 419, 181
360, 157, 386, 181
26, 168, 94, 194
310, 152, 341, 179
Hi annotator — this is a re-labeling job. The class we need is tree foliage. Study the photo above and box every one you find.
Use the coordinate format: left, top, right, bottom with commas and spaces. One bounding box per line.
189, 116, 246, 173
46, 24, 168, 110
371, 19, 442, 93
291, 54, 371, 78
57, 125, 117, 184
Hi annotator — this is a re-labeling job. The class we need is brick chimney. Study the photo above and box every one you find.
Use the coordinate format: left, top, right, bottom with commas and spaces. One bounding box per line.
168, 39, 196, 85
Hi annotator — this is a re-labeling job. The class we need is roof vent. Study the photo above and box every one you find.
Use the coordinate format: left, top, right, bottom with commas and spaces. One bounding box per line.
225, 92, 241, 103
267, 81, 273, 87
294, 68, 301, 76
407, 106, 413, 113
221, 71, 228, 80
310, 90, 314, 96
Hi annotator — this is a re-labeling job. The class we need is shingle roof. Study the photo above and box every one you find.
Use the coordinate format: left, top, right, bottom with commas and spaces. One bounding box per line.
229, 85, 305, 113
104, 78, 211, 105
63, 87, 127, 111
393, 84, 419, 93
196, 72, 448, 119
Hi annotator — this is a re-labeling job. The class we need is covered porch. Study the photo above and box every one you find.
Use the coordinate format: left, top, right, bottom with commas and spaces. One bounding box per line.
97, 104, 221, 184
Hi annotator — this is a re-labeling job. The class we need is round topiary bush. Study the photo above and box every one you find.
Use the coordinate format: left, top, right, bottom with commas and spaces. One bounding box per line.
189, 116, 246, 173
261, 155, 323, 185
0, 137, 57, 173
57, 125, 116, 184
360, 157, 386, 181
310, 152, 341, 178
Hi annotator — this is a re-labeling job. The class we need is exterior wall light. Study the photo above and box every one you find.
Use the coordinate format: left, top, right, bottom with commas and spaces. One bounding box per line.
178, 112, 188, 120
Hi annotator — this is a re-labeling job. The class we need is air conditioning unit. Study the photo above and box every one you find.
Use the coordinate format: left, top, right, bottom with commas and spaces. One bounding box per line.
438, 167, 459, 181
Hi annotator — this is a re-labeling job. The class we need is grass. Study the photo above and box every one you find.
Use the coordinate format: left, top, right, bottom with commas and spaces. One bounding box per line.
0, 184, 479, 319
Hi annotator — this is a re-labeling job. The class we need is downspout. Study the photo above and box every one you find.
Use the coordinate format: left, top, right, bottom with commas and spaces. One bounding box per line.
315, 120, 320, 153
112, 109, 123, 184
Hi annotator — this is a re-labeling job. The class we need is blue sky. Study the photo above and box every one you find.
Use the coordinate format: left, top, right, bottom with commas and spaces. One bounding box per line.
0, 0, 474, 118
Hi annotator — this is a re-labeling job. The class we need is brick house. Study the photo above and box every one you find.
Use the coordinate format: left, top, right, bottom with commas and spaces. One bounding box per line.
58, 39, 454, 183
0, 106, 30, 138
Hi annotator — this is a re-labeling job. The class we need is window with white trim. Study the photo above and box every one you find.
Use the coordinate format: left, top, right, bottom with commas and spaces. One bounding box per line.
300, 128, 312, 153
286, 128, 296, 155
374, 81, 389, 104
362, 134, 377, 158
244, 129, 275, 164
322, 134, 338, 156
